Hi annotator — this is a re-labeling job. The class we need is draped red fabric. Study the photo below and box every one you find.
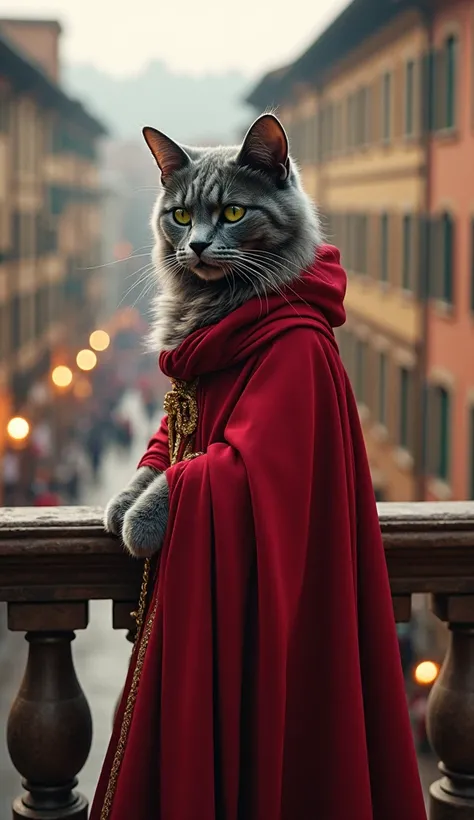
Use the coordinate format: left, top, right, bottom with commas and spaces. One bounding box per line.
91, 246, 426, 820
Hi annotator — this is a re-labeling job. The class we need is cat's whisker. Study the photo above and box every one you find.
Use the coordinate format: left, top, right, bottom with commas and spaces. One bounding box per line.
238, 252, 313, 311
240, 248, 310, 275
232, 263, 266, 317
232, 262, 271, 317
116, 269, 157, 309
79, 249, 154, 272
236, 258, 303, 317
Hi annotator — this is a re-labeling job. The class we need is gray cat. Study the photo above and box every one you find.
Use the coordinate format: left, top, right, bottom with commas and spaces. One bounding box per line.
104, 114, 321, 556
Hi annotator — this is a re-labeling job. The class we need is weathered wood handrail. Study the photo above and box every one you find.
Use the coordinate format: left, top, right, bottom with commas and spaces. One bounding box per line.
2, 502, 474, 819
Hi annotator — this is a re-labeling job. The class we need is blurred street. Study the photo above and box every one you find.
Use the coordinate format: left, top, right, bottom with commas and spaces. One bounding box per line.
0, 393, 161, 819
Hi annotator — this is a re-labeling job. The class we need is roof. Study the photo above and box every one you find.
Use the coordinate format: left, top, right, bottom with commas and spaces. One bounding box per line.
246, 0, 418, 109
0, 17, 63, 33
0, 28, 107, 137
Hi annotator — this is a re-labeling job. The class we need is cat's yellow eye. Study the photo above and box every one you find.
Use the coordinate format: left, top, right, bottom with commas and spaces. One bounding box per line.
173, 208, 191, 226
223, 205, 246, 223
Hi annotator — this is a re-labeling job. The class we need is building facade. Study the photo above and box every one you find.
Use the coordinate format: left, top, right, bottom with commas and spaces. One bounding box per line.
424, 0, 474, 502
0, 20, 106, 499
248, 0, 474, 502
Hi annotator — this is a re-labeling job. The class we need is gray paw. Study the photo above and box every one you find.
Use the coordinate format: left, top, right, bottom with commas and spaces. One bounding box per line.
122, 472, 169, 558
104, 466, 158, 535
104, 490, 139, 535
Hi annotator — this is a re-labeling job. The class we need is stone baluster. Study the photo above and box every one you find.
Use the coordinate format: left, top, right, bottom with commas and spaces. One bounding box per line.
6, 602, 92, 820
427, 595, 474, 820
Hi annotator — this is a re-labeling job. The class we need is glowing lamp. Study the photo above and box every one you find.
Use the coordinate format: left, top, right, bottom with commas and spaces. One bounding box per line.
76, 349, 97, 371
74, 378, 92, 399
52, 365, 73, 388
7, 416, 30, 441
89, 329, 110, 352
414, 661, 439, 686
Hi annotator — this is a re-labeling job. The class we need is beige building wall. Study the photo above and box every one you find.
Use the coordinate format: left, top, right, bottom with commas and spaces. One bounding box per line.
278, 10, 428, 501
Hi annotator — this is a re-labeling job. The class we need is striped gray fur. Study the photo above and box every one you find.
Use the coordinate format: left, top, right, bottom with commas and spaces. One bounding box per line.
143, 114, 322, 352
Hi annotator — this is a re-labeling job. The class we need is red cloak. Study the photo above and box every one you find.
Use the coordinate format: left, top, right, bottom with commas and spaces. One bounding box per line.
91, 245, 426, 820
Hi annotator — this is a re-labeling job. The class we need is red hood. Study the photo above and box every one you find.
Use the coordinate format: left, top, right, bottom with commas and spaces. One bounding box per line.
160, 244, 346, 380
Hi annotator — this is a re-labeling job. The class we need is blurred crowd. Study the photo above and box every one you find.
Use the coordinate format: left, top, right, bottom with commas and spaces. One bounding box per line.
2, 336, 164, 508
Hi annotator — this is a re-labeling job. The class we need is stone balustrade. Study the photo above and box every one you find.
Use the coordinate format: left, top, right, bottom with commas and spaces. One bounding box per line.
1, 503, 474, 819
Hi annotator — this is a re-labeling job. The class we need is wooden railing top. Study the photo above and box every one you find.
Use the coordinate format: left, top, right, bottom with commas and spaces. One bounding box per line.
1, 502, 474, 602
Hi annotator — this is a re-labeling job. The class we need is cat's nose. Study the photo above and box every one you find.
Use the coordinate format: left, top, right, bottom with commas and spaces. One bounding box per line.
190, 241, 211, 258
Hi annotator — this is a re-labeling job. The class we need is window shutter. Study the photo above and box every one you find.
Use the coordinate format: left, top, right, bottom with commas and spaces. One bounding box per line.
443, 214, 455, 304
367, 213, 379, 280
411, 213, 420, 294
426, 385, 438, 477
470, 218, 474, 313
371, 74, 381, 143
393, 61, 404, 140
429, 216, 442, 299
435, 48, 447, 130
391, 212, 403, 289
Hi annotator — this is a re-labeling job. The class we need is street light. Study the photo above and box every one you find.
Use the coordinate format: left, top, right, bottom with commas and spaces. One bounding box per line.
52, 365, 73, 388
414, 660, 439, 686
73, 377, 92, 399
76, 349, 97, 371
7, 416, 30, 441
89, 329, 110, 352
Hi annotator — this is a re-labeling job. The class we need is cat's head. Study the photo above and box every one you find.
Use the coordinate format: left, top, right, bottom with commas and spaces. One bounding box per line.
143, 114, 321, 298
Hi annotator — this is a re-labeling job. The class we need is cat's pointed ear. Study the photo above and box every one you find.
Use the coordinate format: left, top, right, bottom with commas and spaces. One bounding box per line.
142, 126, 190, 183
237, 114, 290, 181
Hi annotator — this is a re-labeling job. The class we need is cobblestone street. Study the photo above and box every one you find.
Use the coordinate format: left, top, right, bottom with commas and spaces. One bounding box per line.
0, 394, 438, 817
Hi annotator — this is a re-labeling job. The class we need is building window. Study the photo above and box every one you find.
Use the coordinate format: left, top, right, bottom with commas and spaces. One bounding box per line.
438, 386, 450, 481
10, 294, 21, 351
429, 385, 451, 482
402, 214, 413, 291
405, 60, 415, 136
345, 213, 353, 271
378, 351, 387, 426
425, 48, 436, 131
0, 303, 6, 362
355, 339, 367, 405
399, 367, 413, 451
382, 72, 392, 141
471, 218, 474, 312
347, 95, 355, 149
441, 212, 454, 304
445, 35, 457, 129
0, 94, 10, 133
354, 214, 368, 274
380, 213, 389, 282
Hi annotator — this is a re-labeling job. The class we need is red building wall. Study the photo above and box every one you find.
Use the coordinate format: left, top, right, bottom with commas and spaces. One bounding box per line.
427, 0, 474, 500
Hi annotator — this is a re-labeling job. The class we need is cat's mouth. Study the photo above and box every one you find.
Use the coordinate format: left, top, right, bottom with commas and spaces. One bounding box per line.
193, 261, 225, 282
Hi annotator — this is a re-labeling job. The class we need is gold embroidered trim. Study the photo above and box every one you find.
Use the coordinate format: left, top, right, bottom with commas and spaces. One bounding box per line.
163, 378, 199, 464
100, 376, 199, 819
99, 601, 157, 820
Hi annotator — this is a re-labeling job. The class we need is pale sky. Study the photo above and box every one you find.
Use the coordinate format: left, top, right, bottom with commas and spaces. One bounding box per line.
2, 0, 350, 78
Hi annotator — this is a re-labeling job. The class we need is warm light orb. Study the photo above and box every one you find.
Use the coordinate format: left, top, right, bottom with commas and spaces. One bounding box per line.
73, 378, 92, 399
76, 349, 97, 371
89, 329, 110, 352
414, 661, 439, 686
7, 416, 30, 441
52, 365, 73, 388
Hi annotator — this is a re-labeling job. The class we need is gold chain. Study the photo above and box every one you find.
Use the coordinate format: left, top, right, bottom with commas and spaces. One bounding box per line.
129, 378, 200, 636
129, 555, 150, 634
100, 602, 156, 820
100, 377, 199, 820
